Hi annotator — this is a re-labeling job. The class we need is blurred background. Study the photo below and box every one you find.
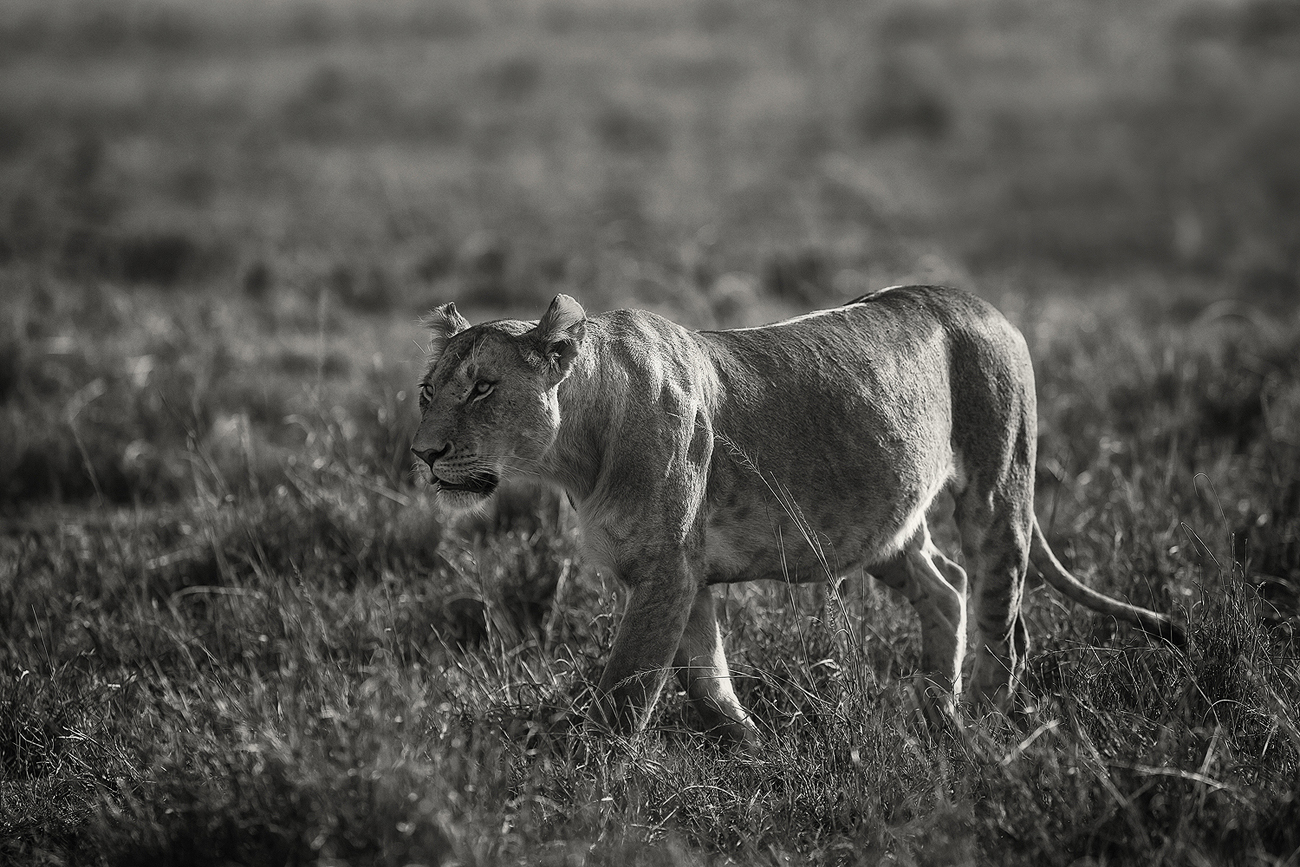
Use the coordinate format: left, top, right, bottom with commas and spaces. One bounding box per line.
1, 0, 1298, 509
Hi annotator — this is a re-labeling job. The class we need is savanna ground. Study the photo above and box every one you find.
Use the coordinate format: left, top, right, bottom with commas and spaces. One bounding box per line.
2, 0, 1299, 864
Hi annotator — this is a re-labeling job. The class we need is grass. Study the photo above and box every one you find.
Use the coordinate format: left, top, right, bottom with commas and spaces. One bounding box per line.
2, 0, 1299, 864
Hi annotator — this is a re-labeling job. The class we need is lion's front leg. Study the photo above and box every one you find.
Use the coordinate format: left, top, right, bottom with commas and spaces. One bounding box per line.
674, 586, 759, 747
593, 558, 696, 737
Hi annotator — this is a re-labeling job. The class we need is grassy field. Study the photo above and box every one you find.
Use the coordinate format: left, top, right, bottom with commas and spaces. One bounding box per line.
2, 0, 1299, 864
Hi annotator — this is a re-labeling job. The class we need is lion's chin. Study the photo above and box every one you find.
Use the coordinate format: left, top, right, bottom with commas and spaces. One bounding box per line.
436, 489, 496, 515
434, 474, 500, 514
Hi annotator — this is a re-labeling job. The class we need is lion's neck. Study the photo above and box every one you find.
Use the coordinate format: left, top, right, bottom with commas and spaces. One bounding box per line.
538, 348, 612, 503
534, 315, 719, 508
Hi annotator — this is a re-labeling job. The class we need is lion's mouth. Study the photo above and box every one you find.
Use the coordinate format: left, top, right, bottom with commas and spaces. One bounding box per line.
434, 472, 499, 497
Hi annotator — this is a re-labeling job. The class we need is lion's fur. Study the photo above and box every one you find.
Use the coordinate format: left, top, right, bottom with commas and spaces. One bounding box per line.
412, 286, 1183, 744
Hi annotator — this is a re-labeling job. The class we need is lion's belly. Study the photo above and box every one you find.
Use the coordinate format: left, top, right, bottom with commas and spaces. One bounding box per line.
699, 457, 951, 584
695, 304, 961, 584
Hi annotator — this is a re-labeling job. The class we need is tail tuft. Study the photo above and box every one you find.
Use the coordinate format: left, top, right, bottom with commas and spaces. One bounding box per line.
1151, 617, 1187, 648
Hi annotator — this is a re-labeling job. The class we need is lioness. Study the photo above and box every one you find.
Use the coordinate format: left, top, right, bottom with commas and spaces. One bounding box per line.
412, 286, 1183, 745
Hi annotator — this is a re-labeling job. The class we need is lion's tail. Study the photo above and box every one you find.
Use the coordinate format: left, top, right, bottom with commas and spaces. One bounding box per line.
1030, 519, 1186, 647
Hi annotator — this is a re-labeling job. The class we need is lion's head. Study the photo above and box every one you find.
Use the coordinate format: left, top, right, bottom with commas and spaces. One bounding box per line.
411, 294, 587, 512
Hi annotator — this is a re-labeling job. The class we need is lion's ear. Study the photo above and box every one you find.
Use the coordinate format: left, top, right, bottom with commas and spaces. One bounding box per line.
533, 294, 587, 380
420, 302, 470, 362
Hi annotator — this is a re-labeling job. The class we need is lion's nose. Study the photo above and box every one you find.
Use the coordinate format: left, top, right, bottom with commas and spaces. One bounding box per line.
411, 443, 452, 469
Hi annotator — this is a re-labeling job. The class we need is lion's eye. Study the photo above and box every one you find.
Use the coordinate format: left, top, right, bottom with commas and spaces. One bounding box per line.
471, 380, 495, 401
418, 383, 433, 405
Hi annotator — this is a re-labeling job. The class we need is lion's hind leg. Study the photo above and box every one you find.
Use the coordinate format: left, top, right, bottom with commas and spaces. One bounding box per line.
957, 492, 1032, 712
870, 521, 969, 717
